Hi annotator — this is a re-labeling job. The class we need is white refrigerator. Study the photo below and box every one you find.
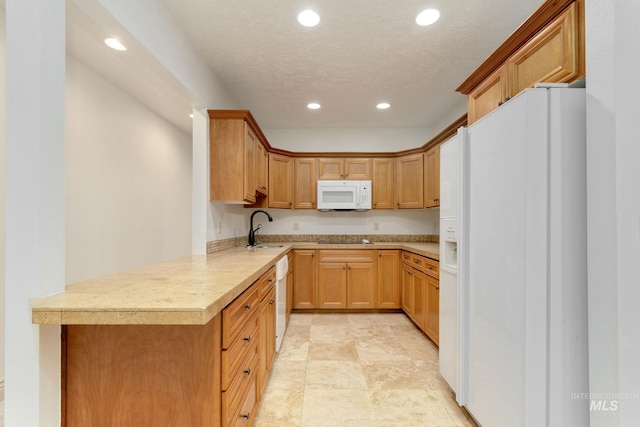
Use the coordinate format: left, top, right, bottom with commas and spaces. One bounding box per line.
458, 86, 589, 426
439, 130, 461, 397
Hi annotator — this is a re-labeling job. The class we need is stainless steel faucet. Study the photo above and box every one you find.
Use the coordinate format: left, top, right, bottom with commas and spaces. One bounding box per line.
248, 210, 273, 247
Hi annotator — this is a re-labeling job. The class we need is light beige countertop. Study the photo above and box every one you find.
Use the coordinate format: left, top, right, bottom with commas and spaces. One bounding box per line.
31, 242, 439, 326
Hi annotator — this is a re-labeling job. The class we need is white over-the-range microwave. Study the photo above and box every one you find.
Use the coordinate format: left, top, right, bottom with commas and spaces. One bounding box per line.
316, 180, 372, 211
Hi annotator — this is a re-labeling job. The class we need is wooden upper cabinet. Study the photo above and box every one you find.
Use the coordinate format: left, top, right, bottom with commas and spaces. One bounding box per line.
255, 141, 268, 196
459, 0, 585, 124
344, 158, 371, 180
467, 65, 508, 124
317, 158, 371, 180
424, 145, 440, 208
508, 1, 580, 96
210, 116, 258, 204
372, 158, 395, 209
396, 154, 424, 209
294, 158, 317, 209
268, 153, 293, 209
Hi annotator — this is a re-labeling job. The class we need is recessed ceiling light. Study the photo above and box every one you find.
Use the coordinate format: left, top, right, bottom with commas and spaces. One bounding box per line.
298, 10, 320, 27
189, 113, 194, 119
416, 9, 440, 26
104, 38, 127, 51
307, 103, 321, 110
377, 102, 391, 110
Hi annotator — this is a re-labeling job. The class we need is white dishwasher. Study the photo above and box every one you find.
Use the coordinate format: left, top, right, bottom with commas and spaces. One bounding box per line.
275, 255, 288, 352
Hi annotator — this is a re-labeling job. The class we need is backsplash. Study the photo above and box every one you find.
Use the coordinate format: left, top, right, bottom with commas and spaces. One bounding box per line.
206, 234, 438, 254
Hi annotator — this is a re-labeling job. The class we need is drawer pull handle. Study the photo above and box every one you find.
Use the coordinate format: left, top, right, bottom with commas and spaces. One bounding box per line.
244, 303, 252, 310
408, 271, 413, 276
436, 286, 440, 290
428, 266, 433, 270
268, 278, 273, 282
269, 299, 275, 305
241, 413, 250, 419
243, 336, 251, 342
244, 368, 251, 375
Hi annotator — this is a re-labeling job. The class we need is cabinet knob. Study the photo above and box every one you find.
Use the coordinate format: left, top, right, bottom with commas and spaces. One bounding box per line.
347, 266, 351, 270
436, 286, 440, 290
241, 413, 250, 420
244, 303, 252, 310
243, 336, 251, 342
269, 299, 275, 304
243, 368, 251, 375
268, 278, 273, 282
408, 271, 413, 276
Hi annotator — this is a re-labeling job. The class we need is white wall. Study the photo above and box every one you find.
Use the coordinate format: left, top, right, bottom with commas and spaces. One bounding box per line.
0, 7, 6, 397
65, 56, 193, 283
586, 0, 640, 424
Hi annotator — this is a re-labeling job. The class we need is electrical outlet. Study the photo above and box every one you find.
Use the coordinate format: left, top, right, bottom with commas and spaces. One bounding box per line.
293, 222, 299, 231
217, 221, 222, 234
373, 222, 379, 231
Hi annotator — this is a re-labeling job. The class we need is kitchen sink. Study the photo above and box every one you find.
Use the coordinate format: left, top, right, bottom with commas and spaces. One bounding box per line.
255, 245, 284, 249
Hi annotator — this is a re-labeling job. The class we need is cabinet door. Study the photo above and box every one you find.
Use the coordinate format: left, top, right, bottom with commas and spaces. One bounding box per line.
292, 250, 317, 309
508, 2, 580, 98
346, 262, 375, 308
396, 154, 424, 209
317, 158, 344, 180
424, 145, 440, 208
255, 141, 268, 196
318, 263, 347, 308
344, 158, 371, 180
412, 270, 426, 329
377, 250, 400, 309
424, 275, 440, 345
294, 158, 316, 209
244, 124, 257, 203
268, 153, 293, 209
467, 64, 508, 125
286, 252, 294, 323
259, 287, 276, 396
401, 264, 414, 315
372, 158, 395, 209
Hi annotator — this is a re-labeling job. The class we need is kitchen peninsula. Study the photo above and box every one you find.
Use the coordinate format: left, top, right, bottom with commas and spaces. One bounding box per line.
31, 241, 438, 426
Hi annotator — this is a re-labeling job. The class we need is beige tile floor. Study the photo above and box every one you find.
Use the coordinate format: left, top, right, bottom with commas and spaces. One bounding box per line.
255, 313, 477, 427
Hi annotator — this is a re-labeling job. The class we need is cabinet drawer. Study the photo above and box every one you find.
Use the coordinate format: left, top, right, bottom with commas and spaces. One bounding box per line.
221, 312, 258, 390
258, 267, 276, 301
402, 251, 439, 279
223, 284, 259, 349
222, 348, 258, 426
318, 250, 375, 263
223, 364, 258, 427
423, 257, 439, 279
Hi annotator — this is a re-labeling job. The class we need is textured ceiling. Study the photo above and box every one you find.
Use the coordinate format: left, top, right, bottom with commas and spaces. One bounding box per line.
162, 0, 545, 129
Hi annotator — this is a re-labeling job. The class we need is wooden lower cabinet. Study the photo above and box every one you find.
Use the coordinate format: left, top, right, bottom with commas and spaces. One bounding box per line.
377, 250, 400, 308
318, 262, 347, 308
292, 250, 317, 309
401, 251, 439, 344
286, 251, 294, 322
62, 268, 282, 427
258, 285, 276, 396
63, 319, 223, 427
424, 274, 440, 345
317, 250, 376, 309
